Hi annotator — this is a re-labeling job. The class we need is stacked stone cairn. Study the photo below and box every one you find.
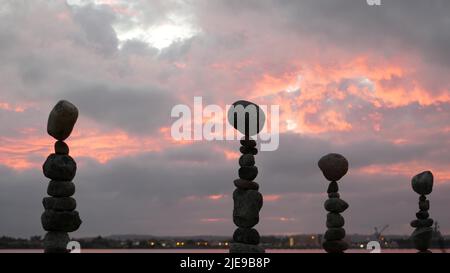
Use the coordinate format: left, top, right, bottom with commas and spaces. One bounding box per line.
42, 100, 82, 253
318, 153, 349, 253
410, 171, 434, 253
227, 100, 265, 253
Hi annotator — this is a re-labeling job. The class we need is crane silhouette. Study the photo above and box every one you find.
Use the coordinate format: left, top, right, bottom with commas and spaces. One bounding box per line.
373, 225, 389, 241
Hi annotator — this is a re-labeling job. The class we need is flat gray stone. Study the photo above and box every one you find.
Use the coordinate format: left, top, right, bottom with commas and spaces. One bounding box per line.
416, 211, 429, 220
239, 154, 255, 167
233, 189, 263, 228
419, 200, 430, 211
411, 227, 433, 251
326, 213, 345, 228
240, 146, 258, 155
324, 198, 349, 213
233, 228, 260, 245
47, 100, 78, 141
327, 181, 339, 193
43, 231, 70, 252
43, 197, 76, 211
234, 179, 259, 190
43, 154, 77, 181
41, 210, 82, 232
240, 139, 257, 148
238, 166, 258, 181
322, 240, 348, 253
328, 192, 340, 198
324, 228, 346, 241
55, 141, 69, 155
411, 218, 433, 228
47, 181, 75, 197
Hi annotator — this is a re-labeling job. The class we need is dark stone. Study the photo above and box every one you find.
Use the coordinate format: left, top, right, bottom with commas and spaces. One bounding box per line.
234, 179, 259, 190
324, 198, 349, 213
43, 197, 76, 211
411, 227, 433, 251
416, 211, 429, 220
47, 100, 79, 141
239, 154, 255, 167
47, 181, 75, 197
411, 218, 434, 228
229, 243, 265, 253
326, 213, 345, 228
43, 154, 77, 181
41, 210, 82, 232
233, 189, 263, 228
327, 181, 339, 193
328, 192, 340, 198
233, 228, 260, 245
240, 146, 258, 155
325, 228, 346, 241
318, 153, 348, 182
322, 240, 348, 253
412, 171, 433, 195
419, 195, 426, 202
227, 100, 266, 137
43, 231, 70, 253
419, 200, 430, 211
239, 166, 258, 181
240, 139, 257, 148
54, 141, 69, 155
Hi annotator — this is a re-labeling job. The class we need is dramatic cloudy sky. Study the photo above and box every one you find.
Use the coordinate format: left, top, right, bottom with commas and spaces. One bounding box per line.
0, 0, 449, 238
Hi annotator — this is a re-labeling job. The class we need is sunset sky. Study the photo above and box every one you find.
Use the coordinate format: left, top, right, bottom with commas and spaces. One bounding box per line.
0, 0, 449, 238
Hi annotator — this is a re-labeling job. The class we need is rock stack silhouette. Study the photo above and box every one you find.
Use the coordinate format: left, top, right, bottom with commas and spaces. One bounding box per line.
41, 100, 82, 253
228, 100, 265, 253
410, 171, 434, 253
318, 153, 349, 253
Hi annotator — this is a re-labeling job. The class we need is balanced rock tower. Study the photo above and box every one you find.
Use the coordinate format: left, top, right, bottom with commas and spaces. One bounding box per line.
42, 100, 82, 253
318, 153, 349, 253
228, 100, 265, 253
410, 171, 434, 253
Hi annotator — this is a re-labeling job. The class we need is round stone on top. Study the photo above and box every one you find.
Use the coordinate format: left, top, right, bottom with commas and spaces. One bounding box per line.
412, 171, 433, 195
227, 100, 265, 137
318, 153, 349, 182
47, 100, 79, 141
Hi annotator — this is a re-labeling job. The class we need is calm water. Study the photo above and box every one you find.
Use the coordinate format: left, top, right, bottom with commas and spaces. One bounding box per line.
0, 249, 448, 253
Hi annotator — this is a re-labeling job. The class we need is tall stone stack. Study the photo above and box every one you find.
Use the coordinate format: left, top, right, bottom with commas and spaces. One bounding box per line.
410, 171, 434, 253
227, 100, 265, 253
41, 100, 82, 253
230, 137, 264, 253
318, 153, 349, 253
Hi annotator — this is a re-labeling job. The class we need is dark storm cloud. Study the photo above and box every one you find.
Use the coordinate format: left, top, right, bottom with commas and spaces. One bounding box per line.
228, 0, 450, 67
71, 4, 119, 56
193, 0, 450, 94
63, 83, 177, 134
258, 133, 450, 194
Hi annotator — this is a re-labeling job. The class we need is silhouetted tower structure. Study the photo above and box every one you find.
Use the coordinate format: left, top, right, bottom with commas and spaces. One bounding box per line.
318, 153, 349, 253
41, 100, 82, 253
227, 100, 265, 253
410, 171, 434, 253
